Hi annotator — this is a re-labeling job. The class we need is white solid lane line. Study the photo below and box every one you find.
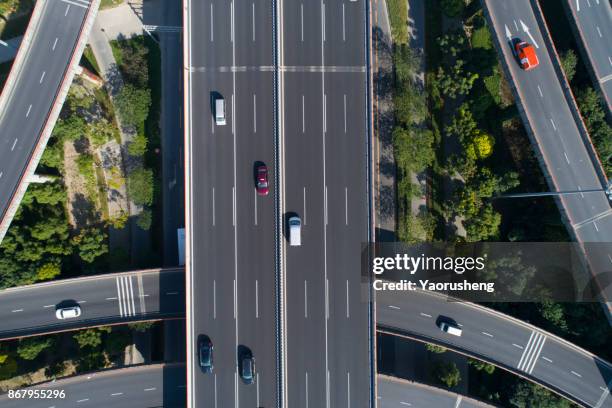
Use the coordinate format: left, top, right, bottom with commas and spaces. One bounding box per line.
11, 309, 23, 313
537, 85, 543, 97
255, 279, 259, 318
345, 187, 348, 225
420, 312, 432, 318
39, 71, 46, 83
388, 305, 400, 310
254, 189, 258, 225
111, 392, 123, 396
454, 395, 462, 408
252, 3, 256, 42
346, 280, 349, 318
542, 356, 553, 363
304, 280, 308, 318
342, 3, 346, 42
52, 38, 58, 51
26, 104, 32, 117
305, 372, 309, 408
144, 388, 156, 391
210, 4, 214, 42
343, 94, 347, 133
213, 280, 217, 319
550, 118, 556, 131
253, 94, 257, 133
303, 186, 307, 225
596, 26, 602, 37
481, 331, 494, 338
64, 4, 71, 16
302, 94, 305, 133
570, 370, 582, 378
11, 138, 18, 151
324, 186, 328, 225
301, 4, 304, 42
212, 187, 215, 226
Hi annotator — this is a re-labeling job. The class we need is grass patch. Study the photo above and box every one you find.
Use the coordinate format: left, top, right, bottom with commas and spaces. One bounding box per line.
99, 0, 123, 9
483, 67, 502, 106
81, 45, 100, 76
471, 25, 492, 50
386, 0, 408, 45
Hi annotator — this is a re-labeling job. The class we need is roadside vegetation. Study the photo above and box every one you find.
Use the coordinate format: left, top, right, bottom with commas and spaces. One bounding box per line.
110, 35, 162, 248
0, 322, 159, 390
383, 0, 610, 405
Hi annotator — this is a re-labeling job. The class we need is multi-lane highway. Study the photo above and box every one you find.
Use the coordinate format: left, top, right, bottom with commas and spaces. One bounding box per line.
483, 0, 612, 318
184, 0, 277, 406
377, 289, 612, 408
280, 0, 372, 407
564, 0, 612, 112
0, 268, 184, 340
0, 0, 98, 242
0, 364, 186, 408
377, 375, 493, 408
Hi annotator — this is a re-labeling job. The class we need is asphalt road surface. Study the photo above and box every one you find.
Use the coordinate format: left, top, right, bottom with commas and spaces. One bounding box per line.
0, 268, 184, 340
484, 0, 612, 317
0, 364, 186, 408
377, 289, 612, 408
0, 0, 90, 234
377, 375, 492, 408
281, 0, 372, 407
565, 0, 612, 111
185, 0, 277, 406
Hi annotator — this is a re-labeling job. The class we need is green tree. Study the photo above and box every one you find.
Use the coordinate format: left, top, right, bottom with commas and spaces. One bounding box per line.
0, 356, 17, 380
115, 84, 151, 127
510, 382, 570, 408
127, 133, 148, 156
560, 49, 577, 82
136, 208, 152, 230
538, 298, 568, 331
393, 127, 435, 173
72, 228, 108, 263
119, 38, 150, 88
128, 321, 155, 332
53, 116, 87, 142
128, 167, 154, 206
37, 259, 61, 281
394, 85, 427, 126
464, 203, 501, 241
40, 142, 63, 170
445, 103, 477, 141
465, 129, 494, 160
393, 44, 419, 86
436, 60, 478, 99
426, 344, 447, 354
87, 119, 115, 148
437, 32, 467, 57
468, 358, 495, 374
17, 337, 54, 360
25, 182, 66, 206
576, 88, 612, 174
73, 327, 111, 349
432, 361, 461, 388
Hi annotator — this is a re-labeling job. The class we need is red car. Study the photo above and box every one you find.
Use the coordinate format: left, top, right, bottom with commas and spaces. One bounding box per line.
514, 40, 539, 70
256, 164, 269, 195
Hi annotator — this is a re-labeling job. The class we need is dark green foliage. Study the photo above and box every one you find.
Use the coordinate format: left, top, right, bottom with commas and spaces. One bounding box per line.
576, 87, 612, 175
72, 228, 108, 263
128, 133, 148, 157
468, 358, 495, 374
17, 337, 54, 361
440, 0, 465, 17
509, 382, 571, 408
560, 49, 577, 82
53, 116, 87, 142
73, 327, 111, 349
128, 321, 154, 332
136, 208, 152, 230
128, 167, 154, 206
432, 361, 461, 388
115, 84, 151, 128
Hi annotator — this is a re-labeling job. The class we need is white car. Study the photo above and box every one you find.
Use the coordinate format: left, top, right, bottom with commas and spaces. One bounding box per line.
438, 321, 462, 337
55, 305, 81, 320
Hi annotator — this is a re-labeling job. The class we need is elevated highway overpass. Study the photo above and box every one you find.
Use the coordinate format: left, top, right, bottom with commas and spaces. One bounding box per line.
0, 0, 100, 243
0, 268, 184, 340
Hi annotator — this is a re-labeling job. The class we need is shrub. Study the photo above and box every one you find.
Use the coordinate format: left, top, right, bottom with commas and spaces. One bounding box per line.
128, 167, 154, 206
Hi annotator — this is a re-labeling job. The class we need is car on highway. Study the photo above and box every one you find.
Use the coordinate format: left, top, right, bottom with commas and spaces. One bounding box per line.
215, 96, 226, 126
256, 164, 269, 195
198, 335, 213, 373
239, 348, 256, 384
55, 305, 81, 320
513, 39, 539, 70
438, 319, 462, 337
288, 215, 301, 246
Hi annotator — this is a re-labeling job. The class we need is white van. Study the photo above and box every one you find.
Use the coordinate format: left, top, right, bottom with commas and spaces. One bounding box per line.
215, 97, 226, 126
438, 321, 462, 337
288, 216, 301, 247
